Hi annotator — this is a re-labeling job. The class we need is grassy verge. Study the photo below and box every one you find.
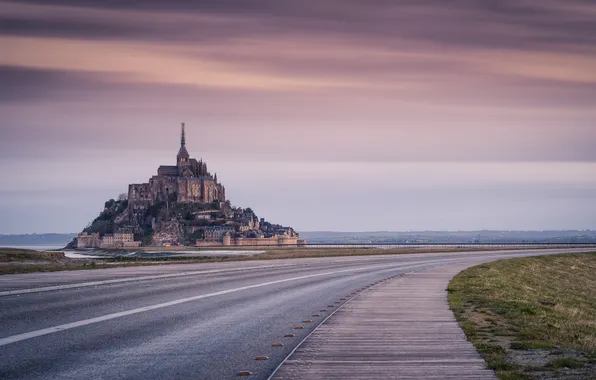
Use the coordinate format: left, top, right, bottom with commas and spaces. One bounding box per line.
448, 252, 596, 379
0, 248, 117, 274
0, 249, 68, 262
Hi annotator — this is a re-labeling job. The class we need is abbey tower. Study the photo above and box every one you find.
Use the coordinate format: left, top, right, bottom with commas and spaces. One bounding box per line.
128, 123, 226, 207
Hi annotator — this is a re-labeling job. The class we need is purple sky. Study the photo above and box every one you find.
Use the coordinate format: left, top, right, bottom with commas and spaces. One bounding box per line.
1, 0, 595, 233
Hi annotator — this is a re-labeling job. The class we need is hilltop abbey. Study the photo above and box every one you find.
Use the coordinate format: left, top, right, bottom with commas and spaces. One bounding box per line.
128, 123, 226, 206
75, 123, 303, 248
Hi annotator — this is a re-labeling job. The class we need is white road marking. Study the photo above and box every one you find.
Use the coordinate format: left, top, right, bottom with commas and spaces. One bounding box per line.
0, 261, 441, 347
0, 250, 586, 347
0, 263, 301, 297
1, 248, 583, 297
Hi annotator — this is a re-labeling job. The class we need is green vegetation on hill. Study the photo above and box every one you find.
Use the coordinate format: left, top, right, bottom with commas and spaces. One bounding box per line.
83, 198, 128, 236
448, 252, 596, 379
74, 195, 233, 247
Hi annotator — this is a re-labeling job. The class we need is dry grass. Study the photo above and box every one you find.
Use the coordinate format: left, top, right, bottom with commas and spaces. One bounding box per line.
448, 252, 596, 379
0, 248, 68, 262
0, 248, 116, 274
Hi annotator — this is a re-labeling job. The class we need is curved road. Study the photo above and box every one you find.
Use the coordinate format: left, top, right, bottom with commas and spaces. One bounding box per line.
0, 249, 588, 380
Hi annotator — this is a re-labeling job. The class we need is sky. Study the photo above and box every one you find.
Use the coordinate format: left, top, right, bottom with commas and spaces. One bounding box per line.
1, 0, 595, 233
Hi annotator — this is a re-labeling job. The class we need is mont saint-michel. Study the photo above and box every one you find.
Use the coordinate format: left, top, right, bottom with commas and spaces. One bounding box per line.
74, 123, 304, 249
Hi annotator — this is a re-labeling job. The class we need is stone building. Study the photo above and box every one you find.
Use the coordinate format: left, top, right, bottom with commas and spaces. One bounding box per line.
77, 232, 100, 248
100, 234, 114, 248
78, 231, 140, 249
221, 232, 305, 247
204, 226, 236, 242
104, 232, 139, 248
128, 123, 226, 207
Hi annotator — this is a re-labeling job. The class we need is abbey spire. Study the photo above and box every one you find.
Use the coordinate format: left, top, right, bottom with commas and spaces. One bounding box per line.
177, 122, 190, 166
181, 122, 186, 147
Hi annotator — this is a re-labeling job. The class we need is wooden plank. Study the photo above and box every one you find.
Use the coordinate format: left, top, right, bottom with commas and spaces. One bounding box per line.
272, 263, 497, 379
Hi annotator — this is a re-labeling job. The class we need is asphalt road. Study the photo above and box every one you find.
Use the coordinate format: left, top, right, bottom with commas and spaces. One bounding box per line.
0, 249, 589, 380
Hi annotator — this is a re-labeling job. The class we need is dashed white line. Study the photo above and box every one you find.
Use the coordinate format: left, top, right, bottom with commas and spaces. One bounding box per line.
0, 263, 300, 297
0, 261, 439, 347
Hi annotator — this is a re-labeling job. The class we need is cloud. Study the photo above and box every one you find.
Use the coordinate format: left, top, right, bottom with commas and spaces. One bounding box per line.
2, 0, 596, 97
2, 0, 595, 51
0, 65, 124, 103
0, 0, 595, 232
2, 36, 386, 92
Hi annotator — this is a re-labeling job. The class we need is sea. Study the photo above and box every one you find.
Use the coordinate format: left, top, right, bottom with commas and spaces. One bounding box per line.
0, 245, 65, 251
0, 245, 263, 258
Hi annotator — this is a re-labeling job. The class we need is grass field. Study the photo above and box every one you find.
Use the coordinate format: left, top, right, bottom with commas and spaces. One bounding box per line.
0, 248, 67, 262
448, 252, 596, 379
0, 248, 115, 274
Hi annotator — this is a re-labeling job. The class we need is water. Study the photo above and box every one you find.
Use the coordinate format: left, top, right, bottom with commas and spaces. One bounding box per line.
0, 245, 263, 259
0, 245, 104, 259
61, 252, 104, 259
145, 250, 264, 257
0, 245, 65, 251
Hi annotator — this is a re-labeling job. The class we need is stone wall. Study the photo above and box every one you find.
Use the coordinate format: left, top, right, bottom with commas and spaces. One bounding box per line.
128, 183, 152, 204
149, 175, 179, 202
195, 240, 223, 247
77, 232, 100, 248
223, 235, 300, 246
177, 178, 204, 203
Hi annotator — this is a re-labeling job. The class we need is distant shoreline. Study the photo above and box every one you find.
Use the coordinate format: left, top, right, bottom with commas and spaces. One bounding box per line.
1, 230, 596, 248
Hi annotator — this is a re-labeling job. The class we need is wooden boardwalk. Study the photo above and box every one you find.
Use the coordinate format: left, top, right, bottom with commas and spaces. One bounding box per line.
271, 263, 497, 379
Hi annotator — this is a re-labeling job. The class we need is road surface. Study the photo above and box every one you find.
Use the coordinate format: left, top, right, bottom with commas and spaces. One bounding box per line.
0, 249, 589, 380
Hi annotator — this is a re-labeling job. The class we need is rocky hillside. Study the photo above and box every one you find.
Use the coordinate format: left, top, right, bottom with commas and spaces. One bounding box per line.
68, 196, 277, 247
